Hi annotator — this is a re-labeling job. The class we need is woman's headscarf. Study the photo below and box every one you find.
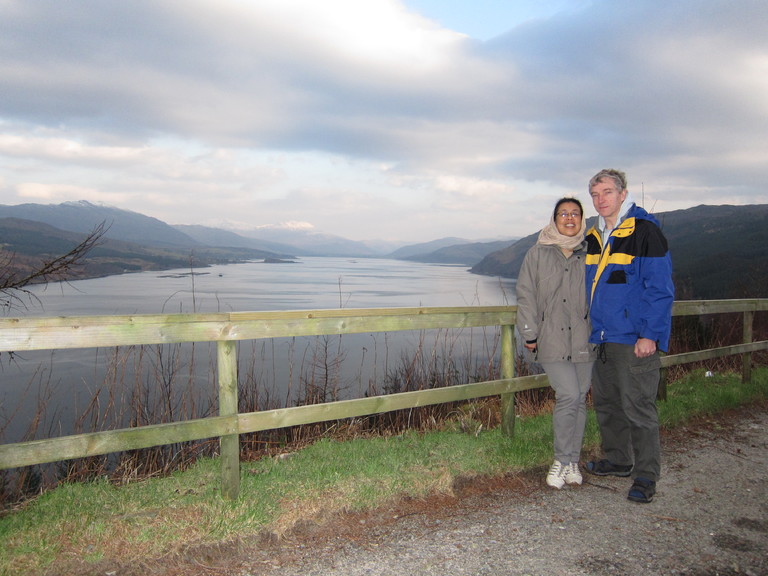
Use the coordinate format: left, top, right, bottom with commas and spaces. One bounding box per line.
536, 209, 586, 251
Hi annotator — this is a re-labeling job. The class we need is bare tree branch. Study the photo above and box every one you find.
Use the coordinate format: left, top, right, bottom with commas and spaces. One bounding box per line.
1, 221, 109, 312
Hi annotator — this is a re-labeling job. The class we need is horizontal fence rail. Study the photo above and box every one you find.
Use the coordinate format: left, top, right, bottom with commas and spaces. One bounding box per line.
1, 299, 766, 499
0, 307, 518, 350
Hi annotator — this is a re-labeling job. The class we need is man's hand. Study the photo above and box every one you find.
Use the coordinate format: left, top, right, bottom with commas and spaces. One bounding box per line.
635, 337, 657, 358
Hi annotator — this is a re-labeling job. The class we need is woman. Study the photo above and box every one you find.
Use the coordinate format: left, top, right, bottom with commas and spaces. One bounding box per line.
515, 197, 595, 488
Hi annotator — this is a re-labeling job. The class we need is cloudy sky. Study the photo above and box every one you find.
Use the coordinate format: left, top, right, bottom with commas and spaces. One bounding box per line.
1, 0, 766, 243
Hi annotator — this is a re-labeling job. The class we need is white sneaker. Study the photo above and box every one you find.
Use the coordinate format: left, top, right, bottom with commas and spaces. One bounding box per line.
546, 461, 566, 489
564, 462, 583, 485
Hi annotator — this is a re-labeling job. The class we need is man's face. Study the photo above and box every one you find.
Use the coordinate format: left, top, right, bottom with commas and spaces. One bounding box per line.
589, 178, 628, 222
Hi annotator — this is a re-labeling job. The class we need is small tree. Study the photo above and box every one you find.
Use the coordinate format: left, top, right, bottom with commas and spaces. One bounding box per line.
1, 221, 108, 312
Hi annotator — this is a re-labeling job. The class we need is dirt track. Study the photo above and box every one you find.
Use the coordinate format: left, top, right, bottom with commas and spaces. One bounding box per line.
240, 405, 768, 576
56, 404, 768, 576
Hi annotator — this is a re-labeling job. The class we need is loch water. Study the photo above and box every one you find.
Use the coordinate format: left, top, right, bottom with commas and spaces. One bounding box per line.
2, 258, 517, 443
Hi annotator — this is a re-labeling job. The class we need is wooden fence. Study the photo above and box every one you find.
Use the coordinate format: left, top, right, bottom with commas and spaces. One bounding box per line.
1, 299, 766, 499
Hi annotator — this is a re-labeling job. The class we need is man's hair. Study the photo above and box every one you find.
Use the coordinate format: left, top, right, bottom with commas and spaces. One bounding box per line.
589, 169, 627, 192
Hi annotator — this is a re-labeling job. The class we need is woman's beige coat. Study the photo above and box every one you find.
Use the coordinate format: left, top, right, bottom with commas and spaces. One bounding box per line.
515, 242, 595, 364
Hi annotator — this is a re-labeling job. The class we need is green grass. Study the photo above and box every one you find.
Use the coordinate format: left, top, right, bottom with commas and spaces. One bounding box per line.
1, 367, 766, 575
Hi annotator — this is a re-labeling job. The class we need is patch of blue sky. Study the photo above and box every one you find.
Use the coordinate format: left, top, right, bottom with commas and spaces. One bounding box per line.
401, 0, 593, 40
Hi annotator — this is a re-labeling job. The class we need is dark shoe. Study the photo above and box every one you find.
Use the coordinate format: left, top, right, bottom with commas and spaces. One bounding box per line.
627, 477, 656, 503
585, 459, 633, 477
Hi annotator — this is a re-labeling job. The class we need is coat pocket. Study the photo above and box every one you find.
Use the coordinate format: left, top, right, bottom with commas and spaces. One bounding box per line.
629, 352, 661, 374
607, 269, 627, 284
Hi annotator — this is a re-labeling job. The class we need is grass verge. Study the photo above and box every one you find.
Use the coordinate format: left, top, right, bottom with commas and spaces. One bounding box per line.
1, 367, 766, 575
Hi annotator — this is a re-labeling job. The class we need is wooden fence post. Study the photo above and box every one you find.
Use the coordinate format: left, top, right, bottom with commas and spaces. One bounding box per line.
658, 362, 668, 401
743, 309, 754, 384
218, 340, 240, 500
500, 324, 516, 436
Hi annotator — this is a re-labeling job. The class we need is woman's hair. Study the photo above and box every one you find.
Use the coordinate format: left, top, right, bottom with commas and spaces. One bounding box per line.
552, 197, 584, 220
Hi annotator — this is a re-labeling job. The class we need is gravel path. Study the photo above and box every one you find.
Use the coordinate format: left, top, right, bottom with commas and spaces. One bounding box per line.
232, 405, 768, 576
82, 405, 767, 576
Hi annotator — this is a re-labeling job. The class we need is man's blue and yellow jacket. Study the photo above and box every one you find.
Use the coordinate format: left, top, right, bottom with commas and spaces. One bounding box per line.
585, 204, 675, 352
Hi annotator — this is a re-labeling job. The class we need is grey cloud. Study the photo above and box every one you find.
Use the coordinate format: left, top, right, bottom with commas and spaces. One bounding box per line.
474, 0, 768, 191
1, 1, 492, 143
0, 0, 766, 240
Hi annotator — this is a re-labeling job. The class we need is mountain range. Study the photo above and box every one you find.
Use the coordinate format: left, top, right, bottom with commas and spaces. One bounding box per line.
1, 200, 766, 299
0, 201, 511, 279
471, 204, 768, 299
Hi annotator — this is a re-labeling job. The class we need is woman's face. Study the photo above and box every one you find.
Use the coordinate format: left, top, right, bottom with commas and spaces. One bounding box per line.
554, 201, 583, 237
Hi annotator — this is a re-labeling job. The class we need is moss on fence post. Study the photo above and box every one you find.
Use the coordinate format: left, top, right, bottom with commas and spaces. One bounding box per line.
743, 309, 754, 384
500, 324, 516, 436
218, 339, 240, 500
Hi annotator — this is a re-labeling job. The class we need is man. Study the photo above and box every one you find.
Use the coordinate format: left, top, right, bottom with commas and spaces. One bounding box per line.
584, 169, 674, 503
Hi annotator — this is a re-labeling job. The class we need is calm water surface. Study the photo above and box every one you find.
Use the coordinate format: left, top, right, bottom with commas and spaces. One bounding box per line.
25, 257, 515, 315
2, 258, 517, 443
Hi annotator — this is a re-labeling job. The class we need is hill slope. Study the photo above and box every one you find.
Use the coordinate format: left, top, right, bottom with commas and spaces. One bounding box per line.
174, 224, 297, 256
0, 217, 290, 281
0, 201, 199, 248
399, 240, 515, 266
470, 204, 768, 299
386, 237, 470, 259
3, 201, 766, 300
661, 204, 768, 299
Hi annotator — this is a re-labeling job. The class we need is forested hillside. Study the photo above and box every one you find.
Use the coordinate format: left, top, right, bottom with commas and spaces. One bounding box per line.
471, 204, 768, 300
2, 202, 765, 300
0, 218, 288, 281
396, 239, 513, 265
0, 201, 197, 248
